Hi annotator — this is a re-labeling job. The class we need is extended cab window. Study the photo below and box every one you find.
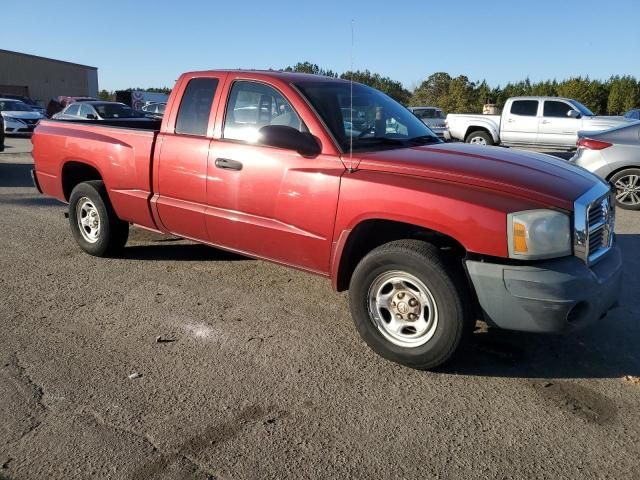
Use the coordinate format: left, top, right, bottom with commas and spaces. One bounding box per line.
175, 78, 219, 136
544, 101, 573, 118
223, 81, 303, 143
510, 100, 538, 116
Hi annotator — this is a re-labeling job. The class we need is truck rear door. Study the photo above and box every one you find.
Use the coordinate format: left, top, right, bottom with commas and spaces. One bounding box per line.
500, 99, 540, 145
153, 73, 226, 240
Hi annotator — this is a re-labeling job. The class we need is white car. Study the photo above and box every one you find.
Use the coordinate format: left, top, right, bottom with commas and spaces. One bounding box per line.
0, 98, 45, 135
446, 96, 633, 150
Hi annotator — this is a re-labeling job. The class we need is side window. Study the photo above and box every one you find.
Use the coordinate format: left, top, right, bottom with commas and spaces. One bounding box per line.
223, 81, 303, 143
79, 104, 92, 117
175, 77, 219, 136
158, 104, 166, 114
510, 100, 538, 117
544, 101, 574, 118
65, 104, 80, 116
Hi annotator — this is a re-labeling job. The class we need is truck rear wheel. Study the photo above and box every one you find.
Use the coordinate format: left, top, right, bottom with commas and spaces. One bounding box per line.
349, 240, 471, 370
465, 130, 494, 146
68, 180, 129, 257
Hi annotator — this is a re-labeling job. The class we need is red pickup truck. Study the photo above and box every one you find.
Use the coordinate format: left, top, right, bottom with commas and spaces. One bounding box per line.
31, 70, 622, 369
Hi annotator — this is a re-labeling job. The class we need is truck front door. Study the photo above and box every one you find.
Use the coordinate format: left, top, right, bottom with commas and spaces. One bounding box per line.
205, 79, 343, 274
500, 99, 539, 145
538, 100, 581, 148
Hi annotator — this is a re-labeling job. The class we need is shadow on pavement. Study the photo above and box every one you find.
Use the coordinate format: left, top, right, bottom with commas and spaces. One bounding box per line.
122, 243, 248, 262
0, 163, 35, 188
445, 233, 640, 379
0, 195, 63, 207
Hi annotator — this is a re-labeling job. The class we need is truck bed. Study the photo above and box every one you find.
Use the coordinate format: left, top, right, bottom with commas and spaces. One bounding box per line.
32, 119, 160, 230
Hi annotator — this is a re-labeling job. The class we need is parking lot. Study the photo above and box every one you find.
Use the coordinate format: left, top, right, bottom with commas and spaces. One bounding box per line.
1, 136, 639, 479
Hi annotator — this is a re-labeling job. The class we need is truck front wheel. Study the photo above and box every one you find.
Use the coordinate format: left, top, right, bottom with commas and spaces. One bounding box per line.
465, 130, 494, 146
349, 240, 472, 370
68, 180, 129, 257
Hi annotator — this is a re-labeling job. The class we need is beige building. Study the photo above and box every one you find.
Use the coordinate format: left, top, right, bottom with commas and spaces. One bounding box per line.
0, 49, 98, 106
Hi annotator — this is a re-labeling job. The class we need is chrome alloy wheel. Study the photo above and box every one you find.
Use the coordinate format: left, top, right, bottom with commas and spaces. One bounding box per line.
367, 270, 439, 348
76, 197, 101, 243
469, 135, 487, 145
614, 174, 640, 207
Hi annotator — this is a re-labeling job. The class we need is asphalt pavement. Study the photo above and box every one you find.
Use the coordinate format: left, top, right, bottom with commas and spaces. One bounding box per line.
1, 137, 639, 479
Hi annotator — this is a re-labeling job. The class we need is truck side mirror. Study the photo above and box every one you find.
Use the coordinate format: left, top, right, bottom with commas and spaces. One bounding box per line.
258, 125, 321, 157
567, 110, 581, 119
86, 114, 97, 120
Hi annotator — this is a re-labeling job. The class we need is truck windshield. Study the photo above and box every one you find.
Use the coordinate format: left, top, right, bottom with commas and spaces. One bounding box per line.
294, 81, 440, 152
569, 100, 594, 117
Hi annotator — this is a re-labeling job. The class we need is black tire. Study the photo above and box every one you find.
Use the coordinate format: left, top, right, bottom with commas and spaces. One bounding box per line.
609, 168, 640, 210
349, 240, 472, 370
68, 180, 129, 257
465, 130, 494, 146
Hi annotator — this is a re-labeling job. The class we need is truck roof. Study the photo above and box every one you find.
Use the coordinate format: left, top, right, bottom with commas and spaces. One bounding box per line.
507, 96, 578, 102
180, 69, 350, 84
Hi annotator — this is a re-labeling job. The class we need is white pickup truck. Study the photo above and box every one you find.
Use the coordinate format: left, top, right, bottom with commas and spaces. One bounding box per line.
446, 96, 632, 150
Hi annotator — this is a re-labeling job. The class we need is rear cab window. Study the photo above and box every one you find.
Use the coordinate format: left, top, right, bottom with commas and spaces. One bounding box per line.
510, 100, 539, 116
175, 78, 219, 136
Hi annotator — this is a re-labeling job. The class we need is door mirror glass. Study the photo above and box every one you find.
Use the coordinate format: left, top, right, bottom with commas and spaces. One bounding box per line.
258, 125, 321, 157
567, 109, 581, 119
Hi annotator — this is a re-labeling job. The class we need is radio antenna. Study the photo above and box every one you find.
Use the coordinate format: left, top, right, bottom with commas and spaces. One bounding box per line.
349, 18, 354, 172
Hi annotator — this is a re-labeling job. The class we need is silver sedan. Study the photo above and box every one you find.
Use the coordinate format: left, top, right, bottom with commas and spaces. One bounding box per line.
571, 122, 640, 209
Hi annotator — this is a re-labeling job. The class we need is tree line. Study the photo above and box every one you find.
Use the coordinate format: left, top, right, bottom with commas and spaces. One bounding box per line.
285, 62, 639, 115
98, 63, 640, 115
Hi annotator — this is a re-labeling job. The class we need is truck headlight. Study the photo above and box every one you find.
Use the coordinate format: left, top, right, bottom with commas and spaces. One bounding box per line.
507, 210, 571, 260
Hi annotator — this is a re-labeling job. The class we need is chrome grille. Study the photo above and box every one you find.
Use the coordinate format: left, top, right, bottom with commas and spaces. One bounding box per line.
574, 182, 615, 265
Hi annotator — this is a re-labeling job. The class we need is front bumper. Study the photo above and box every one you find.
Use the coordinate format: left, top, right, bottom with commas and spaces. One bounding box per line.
465, 245, 622, 333
3, 118, 38, 135
430, 127, 450, 141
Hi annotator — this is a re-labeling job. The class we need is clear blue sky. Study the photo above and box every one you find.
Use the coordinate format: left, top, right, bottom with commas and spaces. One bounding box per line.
4, 0, 639, 91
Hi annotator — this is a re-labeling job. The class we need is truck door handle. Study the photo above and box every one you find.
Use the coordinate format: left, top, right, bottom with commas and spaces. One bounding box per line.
507, 118, 515, 123
215, 158, 243, 171
541, 120, 550, 124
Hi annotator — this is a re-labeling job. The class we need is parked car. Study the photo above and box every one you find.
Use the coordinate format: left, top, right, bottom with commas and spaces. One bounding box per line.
623, 108, 640, 121
31, 70, 621, 370
0, 94, 46, 115
0, 99, 45, 134
408, 106, 449, 139
116, 90, 169, 110
0, 112, 4, 152
140, 102, 166, 118
447, 96, 633, 149
46, 96, 97, 118
54, 101, 147, 120
571, 122, 640, 209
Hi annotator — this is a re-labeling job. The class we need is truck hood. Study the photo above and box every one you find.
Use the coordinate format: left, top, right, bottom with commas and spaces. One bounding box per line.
354, 143, 600, 210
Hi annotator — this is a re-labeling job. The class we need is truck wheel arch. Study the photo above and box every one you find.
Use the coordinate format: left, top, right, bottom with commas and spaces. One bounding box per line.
61, 161, 104, 201
464, 127, 497, 145
332, 218, 467, 292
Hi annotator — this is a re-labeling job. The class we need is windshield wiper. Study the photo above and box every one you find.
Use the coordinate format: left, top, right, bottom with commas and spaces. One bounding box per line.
353, 137, 408, 146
